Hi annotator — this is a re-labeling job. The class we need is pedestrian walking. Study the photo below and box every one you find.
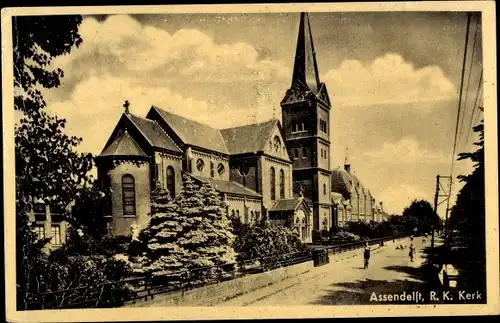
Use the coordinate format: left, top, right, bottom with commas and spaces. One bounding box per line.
363, 242, 371, 269
409, 243, 415, 262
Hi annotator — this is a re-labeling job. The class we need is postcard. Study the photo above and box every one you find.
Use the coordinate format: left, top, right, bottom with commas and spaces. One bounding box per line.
3, 1, 499, 321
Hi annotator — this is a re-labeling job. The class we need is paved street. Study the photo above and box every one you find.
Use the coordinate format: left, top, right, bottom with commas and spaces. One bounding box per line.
219, 237, 435, 306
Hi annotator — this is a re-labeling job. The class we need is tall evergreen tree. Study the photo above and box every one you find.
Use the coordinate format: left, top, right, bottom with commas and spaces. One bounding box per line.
176, 175, 236, 284
141, 186, 187, 285
198, 183, 237, 274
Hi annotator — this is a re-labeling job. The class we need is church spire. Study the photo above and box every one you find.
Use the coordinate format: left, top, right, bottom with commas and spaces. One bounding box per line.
344, 148, 351, 173
291, 12, 321, 93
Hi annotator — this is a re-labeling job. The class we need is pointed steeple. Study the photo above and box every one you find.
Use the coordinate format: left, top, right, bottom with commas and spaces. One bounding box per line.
344, 148, 351, 173
291, 12, 321, 93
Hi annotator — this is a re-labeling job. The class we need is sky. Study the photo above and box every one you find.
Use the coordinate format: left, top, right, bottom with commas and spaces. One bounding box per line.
33, 11, 483, 216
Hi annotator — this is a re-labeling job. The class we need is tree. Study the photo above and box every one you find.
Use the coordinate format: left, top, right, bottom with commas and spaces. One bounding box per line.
13, 15, 95, 310
449, 118, 485, 258
176, 175, 236, 284
141, 186, 187, 285
402, 199, 440, 234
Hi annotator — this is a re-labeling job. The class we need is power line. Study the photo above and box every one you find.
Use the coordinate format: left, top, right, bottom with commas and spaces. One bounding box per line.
464, 69, 483, 145
450, 12, 472, 180
458, 15, 480, 151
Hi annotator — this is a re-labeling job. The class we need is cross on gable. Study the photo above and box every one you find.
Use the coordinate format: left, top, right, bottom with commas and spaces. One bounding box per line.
123, 100, 130, 114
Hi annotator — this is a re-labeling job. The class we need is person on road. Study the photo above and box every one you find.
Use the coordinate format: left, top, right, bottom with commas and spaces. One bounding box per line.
409, 243, 415, 262
363, 242, 371, 269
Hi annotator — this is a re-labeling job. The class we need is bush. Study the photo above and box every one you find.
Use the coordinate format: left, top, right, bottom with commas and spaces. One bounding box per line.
331, 231, 360, 242
231, 217, 309, 269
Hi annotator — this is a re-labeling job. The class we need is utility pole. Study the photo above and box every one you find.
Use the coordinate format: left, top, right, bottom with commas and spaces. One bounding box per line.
432, 174, 453, 249
444, 176, 453, 248
432, 175, 440, 248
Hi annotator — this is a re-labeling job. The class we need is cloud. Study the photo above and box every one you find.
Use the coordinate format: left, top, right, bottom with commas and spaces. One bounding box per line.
363, 137, 448, 165
378, 184, 432, 215
45, 73, 279, 156
323, 53, 456, 107
51, 15, 291, 88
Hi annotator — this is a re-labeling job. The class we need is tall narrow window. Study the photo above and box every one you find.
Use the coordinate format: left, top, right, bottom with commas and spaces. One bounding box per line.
122, 174, 136, 216
279, 169, 285, 198
166, 166, 175, 198
302, 147, 307, 159
300, 122, 305, 131
210, 162, 215, 177
51, 226, 61, 245
34, 225, 45, 240
270, 167, 276, 200
323, 183, 327, 195
293, 149, 298, 159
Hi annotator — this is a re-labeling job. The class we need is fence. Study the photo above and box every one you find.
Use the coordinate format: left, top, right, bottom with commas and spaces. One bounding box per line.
26, 235, 403, 309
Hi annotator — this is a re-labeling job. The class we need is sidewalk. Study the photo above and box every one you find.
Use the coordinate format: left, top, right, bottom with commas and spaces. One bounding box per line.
217, 237, 413, 306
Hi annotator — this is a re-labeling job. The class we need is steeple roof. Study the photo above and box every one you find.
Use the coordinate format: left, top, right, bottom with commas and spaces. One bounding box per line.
291, 12, 321, 93
100, 128, 147, 157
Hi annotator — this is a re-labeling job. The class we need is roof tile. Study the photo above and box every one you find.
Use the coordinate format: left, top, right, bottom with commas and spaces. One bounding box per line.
100, 129, 147, 157
191, 174, 261, 198
128, 114, 181, 152
220, 119, 277, 155
152, 106, 229, 154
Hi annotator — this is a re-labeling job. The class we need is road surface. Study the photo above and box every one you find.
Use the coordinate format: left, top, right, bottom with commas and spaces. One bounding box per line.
219, 237, 433, 306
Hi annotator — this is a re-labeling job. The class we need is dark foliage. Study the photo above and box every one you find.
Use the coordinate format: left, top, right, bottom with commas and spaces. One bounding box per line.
448, 118, 485, 291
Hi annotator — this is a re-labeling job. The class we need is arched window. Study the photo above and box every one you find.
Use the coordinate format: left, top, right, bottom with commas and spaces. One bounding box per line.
250, 211, 254, 223
122, 174, 136, 216
196, 158, 204, 172
166, 166, 175, 198
231, 210, 235, 217
279, 169, 285, 198
302, 217, 306, 239
217, 163, 225, 175
236, 210, 240, 219
270, 167, 276, 200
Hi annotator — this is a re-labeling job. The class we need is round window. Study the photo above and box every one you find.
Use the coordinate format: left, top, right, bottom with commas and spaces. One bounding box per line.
196, 158, 205, 171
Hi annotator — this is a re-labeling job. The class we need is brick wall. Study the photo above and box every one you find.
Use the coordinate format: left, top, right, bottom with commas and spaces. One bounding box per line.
108, 161, 151, 236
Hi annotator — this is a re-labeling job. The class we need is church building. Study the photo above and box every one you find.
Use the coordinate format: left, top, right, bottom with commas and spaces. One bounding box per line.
95, 12, 387, 243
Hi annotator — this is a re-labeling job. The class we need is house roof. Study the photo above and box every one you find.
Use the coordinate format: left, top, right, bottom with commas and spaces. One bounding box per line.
127, 114, 181, 153
190, 174, 261, 198
331, 168, 367, 198
219, 119, 278, 155
151, 106, 229, 154
269, 197, 310, 212
100, 129, 147, 157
